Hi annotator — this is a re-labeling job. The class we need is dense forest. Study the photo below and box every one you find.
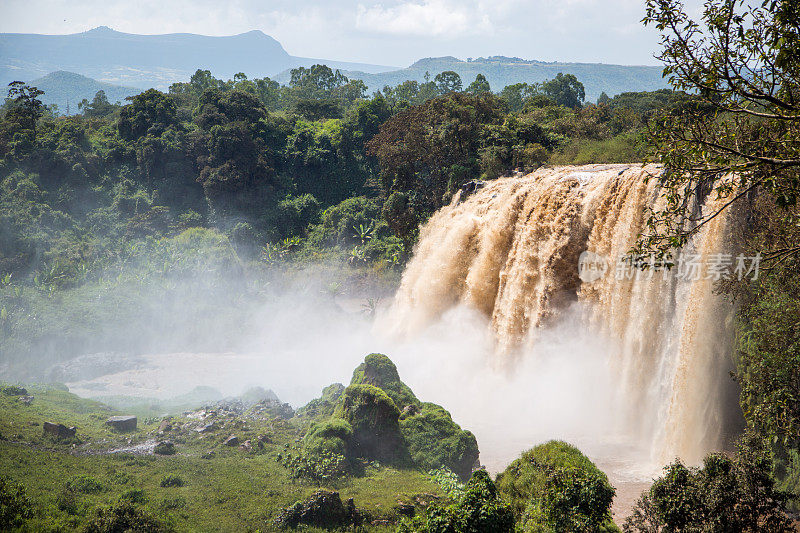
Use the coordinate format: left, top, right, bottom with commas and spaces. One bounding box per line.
2, 0, 800, 530
0, 63, 697, 375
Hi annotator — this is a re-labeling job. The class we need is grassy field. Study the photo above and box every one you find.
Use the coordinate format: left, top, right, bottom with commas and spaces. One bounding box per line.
0, 385, 443, 531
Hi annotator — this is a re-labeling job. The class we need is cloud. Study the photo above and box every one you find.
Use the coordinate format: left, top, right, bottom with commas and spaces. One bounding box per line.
355, 0, 493, 37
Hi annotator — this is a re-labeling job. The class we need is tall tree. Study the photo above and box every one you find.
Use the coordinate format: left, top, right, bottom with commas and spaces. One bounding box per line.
636, 0, 800, 258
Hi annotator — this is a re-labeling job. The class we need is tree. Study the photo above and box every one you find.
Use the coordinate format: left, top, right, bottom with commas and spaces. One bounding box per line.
6, 81, 45, 139
540, 73, 585, 109
635, 0, 800, 259
500, 82, 535, 113
467, 74, 491, 95
289, 64, 348, 100
435, 71, 463, 94
118, 89, 178, 140
79, 90, 116, 117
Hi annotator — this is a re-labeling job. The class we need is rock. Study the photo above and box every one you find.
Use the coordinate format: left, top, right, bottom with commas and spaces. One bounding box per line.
154, 441, 176, 455
275, 490, 363, 529
42, 422, 76, 440
3, 385, 27, 396
460, 179, 486, 201
195, 422, 217, 434
223, 435, 239, 447
18, 396, 33, 405
106, 415, 137, 432
257, 434, 272, 444
394, 503, 416, 517
239, 440, 251, 451
157, 419, 172, 434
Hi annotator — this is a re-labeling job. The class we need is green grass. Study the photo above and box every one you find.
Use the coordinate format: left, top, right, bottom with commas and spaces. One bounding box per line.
0, 386, 442, 531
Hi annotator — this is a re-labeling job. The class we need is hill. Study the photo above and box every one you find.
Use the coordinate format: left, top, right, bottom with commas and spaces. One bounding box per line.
0, 26, 396, 90
29, 71, 140, 113
333, 56, 668, 101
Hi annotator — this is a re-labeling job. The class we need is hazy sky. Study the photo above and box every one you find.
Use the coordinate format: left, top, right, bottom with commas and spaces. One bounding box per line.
0, 0, 701, 67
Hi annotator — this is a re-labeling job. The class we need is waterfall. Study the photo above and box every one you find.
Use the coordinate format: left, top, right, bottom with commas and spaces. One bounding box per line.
383, 163, 738, 464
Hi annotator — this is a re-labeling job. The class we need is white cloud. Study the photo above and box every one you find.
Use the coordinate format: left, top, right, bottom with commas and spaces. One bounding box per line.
355, 0, 493, 37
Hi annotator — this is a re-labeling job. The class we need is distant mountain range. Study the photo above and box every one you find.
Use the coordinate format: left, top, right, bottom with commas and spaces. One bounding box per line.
332, 56, 669, 101
1, 27, 668, 107
0, 26, 396, 90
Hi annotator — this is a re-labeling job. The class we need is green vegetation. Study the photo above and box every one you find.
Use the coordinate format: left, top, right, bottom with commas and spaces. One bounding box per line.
398, 470, 514, 533
627, 0, 800, 526
624, 433, 792, 532
0, 378, 443, 531
496, 441, 618, 532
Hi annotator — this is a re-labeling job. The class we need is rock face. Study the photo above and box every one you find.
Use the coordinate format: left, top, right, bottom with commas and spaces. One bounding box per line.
106, 415, 137, 432
223, 435, 239, 447
42, 422, 76, 440
275, 490, 362, 529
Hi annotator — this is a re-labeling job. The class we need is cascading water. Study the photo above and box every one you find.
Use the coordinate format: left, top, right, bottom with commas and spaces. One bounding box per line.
382, 163, 739, 465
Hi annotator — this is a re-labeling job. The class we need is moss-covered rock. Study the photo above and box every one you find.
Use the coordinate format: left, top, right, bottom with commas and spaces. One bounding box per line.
274, 489, 362, 530
304, 418, 353, 457
495, 440, 617, 532
401, 402, 479, 481
295, 383, 345, 423
350, 354, 418, 410
333, 384, 406, 464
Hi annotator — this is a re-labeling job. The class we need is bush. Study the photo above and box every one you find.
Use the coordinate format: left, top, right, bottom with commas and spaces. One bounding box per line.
0, 478, 33, 530
400, 470, 514, 533
624, 433, 793, 533
118, 489, 148, 504
160, 475, 184, 488
83, 502, 170, 533
496, 441, 617, 532
66, 476, 105, 494
401, 403, 479, 481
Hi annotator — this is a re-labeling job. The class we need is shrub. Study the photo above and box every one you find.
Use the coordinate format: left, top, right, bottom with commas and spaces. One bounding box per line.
399, 470, 514, 533
118, 489, 148, 504
66, 476, 105, 494
624, 433, 793, 532
0, 478, 33, 530
83, 502, 170, 533
160, 475, 184, 488
496, 440, 617, 532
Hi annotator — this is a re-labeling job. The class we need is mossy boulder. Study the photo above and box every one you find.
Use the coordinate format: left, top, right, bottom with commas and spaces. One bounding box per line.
332, 384, 406, 464
274, 489, 362, 529
350, 353, 418, 410
400, 402, 479, 481
295, 383, 345, 423
304, 419, 353, 457
495, 440, 617, 532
